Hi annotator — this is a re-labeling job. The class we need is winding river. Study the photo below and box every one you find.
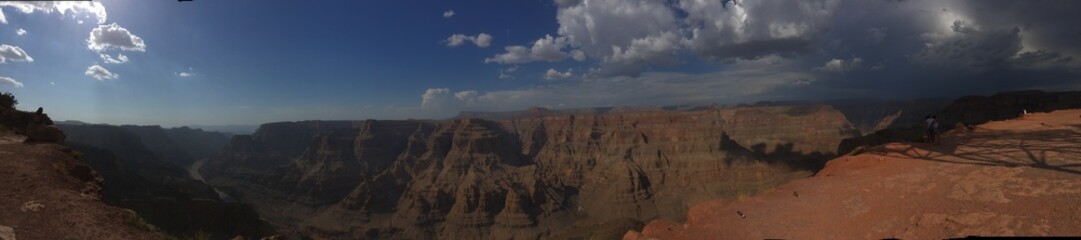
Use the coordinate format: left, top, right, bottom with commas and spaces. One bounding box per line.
186, 158, 236, 202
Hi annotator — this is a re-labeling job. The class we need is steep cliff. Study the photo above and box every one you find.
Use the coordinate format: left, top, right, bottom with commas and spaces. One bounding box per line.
201, 104, 860, 239
57, 124, 272, 238
826, 98, 953, 135
838, 90, 1081, 155
936, 90, 1081, 127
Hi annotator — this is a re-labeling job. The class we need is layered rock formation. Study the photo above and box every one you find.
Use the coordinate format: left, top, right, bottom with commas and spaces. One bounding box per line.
57, 124, 272, 238
201, 104, 861, 239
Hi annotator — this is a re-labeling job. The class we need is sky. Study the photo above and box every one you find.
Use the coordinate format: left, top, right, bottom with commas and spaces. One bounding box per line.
0, 0, 1079, 127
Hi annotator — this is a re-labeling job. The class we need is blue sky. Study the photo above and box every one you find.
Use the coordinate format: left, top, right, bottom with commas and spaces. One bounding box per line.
1, 0, 1080, 127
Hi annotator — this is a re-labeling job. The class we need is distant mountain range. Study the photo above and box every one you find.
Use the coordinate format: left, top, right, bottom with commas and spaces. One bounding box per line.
55, 120, 258, 135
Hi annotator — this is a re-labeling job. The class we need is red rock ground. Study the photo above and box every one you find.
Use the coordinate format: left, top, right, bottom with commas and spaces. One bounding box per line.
0, 136, 163, 240
627, 109, 1081, 239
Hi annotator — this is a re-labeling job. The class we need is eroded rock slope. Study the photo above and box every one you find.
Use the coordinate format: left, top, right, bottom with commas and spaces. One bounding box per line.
201, 105, 861, 239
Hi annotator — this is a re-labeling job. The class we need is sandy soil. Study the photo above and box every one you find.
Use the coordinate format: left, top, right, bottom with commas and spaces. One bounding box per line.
0, 140, 162, 240
628, 109, 1081, 239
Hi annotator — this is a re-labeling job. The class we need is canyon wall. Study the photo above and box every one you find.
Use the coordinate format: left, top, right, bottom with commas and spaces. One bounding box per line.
201, 105, 861, 239
58, 124, 273, 238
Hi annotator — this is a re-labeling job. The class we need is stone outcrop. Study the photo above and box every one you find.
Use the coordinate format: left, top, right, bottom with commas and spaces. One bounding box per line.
201, 104, 861, 239
0, 102, 64, 145
23, 124, 64, 144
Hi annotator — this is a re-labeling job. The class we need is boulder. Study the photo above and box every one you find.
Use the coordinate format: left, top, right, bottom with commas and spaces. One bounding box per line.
24, 124, 65, 144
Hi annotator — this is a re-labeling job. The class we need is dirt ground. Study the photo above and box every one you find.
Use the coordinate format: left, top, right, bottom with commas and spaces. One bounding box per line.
0, 138, 162, 240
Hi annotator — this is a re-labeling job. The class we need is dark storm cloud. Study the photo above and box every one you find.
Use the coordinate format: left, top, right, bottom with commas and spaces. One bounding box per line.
770, 0, 1081, 101
433, 0, 1081, 116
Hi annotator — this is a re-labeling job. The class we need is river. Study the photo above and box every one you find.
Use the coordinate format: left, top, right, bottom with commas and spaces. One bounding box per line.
186, 158, 236, 202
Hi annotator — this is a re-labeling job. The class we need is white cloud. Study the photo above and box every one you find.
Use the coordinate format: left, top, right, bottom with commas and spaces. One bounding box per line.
99, 53, 128, 64
571, 49, 586, 61
816, 57, 862, 72
474, 33, 492, 48
595, 31, 681, 77
421, 88, 454, 109
0, 2, 107, 24
445, 34, 469, 47
84, 64, 118, 80
678, 0, 839, 60
175, 67, 196, 77
15, 28, 25, 36
487, 0, 839, 77
498, 66, 519, 79
0, 8, 6, 24
544, 68, 574, 80
0, 44, 33, 63
444, 33, 492, 48
454, 90, 479, 101
556, 0, 679, 59
421, 88, 485, 111
0, 76, 23, 88
87, 23, 146, 52
485, 35, 582, 64
443, 10, 455, 18
421, 88, 449, 109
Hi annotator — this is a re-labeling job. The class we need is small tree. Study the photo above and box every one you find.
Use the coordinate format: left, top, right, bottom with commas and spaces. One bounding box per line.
0, 92, 16, 109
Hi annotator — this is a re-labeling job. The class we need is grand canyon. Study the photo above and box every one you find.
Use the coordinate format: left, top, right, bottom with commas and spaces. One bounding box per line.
4, 0, 1081, 239
6, 90, 1081, 239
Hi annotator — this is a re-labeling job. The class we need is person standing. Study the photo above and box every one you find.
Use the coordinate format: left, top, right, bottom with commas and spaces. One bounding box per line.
925, 114, 935, 143
932, 115, 941, 144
